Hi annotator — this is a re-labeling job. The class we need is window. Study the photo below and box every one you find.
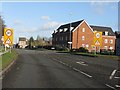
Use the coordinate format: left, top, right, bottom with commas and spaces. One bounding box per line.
104, 46, 108, 50
109, 47, 113, 50
82, 44, 85, 47
66, 36, 67, 41
70, 27, 74, 30
59, 29, 63, 32
110, 39, 113, 44
105, 31, 108, 36
104, 39, 108, 43
64, 28, 67, 32
86, 44, 89, 48
82, 36, 85, 40
56, 38, 57, 41
61, 37, 63, 41
82, 28, 85, 32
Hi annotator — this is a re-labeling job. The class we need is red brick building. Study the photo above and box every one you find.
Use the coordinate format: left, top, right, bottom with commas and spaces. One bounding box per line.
52, 20, 116, 52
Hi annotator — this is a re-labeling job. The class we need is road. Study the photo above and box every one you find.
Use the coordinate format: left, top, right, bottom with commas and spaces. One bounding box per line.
2, 49, 119, 89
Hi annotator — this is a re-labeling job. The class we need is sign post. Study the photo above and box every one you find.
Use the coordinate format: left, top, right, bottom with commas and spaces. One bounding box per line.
93, 31, 102, 54
4, 28, 14, 52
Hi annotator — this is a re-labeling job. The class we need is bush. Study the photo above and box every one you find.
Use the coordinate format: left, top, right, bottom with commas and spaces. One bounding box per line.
78, 47, 89, 53
100, 49, 114, 55
55, 45, 68, 51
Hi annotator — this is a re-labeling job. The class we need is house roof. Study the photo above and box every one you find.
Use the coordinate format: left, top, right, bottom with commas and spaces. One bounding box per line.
115, 31, 120, 37
54, 20, 115, 36
90, 25, 115, 36
56, 20, 84, 32
19, 37, 26, 41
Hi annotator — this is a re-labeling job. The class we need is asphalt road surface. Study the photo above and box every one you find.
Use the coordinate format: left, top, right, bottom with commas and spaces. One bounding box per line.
2, 49, 119, 89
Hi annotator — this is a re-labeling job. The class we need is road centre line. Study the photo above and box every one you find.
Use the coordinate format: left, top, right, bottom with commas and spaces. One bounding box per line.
52, 58, 92, 78
73, 68, 92, 78
114, 77, 120, 79
109, 69, 117, 79
115, 85, 120, 88
105, 84, 116, 90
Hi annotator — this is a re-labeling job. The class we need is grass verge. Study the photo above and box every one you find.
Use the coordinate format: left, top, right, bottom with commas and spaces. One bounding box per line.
0, 50, 18, 70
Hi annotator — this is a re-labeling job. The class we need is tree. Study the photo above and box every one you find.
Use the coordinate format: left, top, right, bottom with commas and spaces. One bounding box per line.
29, 37, 34, 49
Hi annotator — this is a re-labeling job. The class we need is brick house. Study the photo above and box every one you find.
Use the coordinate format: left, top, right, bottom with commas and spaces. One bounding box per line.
52, 20, 116, 52
115, 31, 120, 56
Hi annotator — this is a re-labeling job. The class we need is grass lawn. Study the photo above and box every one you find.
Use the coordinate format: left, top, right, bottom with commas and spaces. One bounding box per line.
56, 50, 119, 60
72, 52, 119, 60
0, 50, 18, 70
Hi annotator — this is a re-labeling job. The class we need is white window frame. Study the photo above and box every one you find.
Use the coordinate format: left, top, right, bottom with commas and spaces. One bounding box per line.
71, 27, 74, 30
110, 39, 113, 44
86, 44, 89, 48
82, 44, 85, 47
82, 36, 85, 40
64, 28, 68, 32
59, 29, 63, 32
105, 31, 108, 36
82, 28, 85, 32
104, 46, 108, 50
109, 46, 113, 50
104, 39, 108, 43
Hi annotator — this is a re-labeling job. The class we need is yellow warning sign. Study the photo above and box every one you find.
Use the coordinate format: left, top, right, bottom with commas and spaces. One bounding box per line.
4, 28, 14, 45
93, 31, 102, 46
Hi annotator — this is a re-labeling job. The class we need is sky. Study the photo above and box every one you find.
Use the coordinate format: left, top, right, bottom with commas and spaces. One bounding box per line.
0, 0, 119, 43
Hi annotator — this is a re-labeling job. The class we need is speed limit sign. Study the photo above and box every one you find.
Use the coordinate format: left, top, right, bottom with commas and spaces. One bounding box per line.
4, 28, 14, 45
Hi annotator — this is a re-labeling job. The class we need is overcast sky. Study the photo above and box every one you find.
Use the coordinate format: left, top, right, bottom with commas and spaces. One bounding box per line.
1, 1, 119, 43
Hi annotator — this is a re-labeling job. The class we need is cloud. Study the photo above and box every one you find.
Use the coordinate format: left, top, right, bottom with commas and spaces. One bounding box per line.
13, 20, 23, 25
90, 2, 109, 15
41, 16, 50, 21
16, 21, 62, 33
41, 21, 62, 30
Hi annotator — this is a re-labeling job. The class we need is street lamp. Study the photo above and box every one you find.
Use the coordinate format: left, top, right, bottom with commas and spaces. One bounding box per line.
69, 13, 72, 50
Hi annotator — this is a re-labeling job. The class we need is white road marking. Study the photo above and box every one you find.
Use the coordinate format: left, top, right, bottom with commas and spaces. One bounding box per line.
73, 68, 92, 78
115, 85, 120, 88
105, 84, 116, 90
76, 61, 88, 66
53, 59, 92, 78
114, 77, 120, 79
109, 69, 117, 79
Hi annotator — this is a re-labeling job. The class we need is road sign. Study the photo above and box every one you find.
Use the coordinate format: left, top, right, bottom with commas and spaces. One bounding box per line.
68, 42, 72, 44
4, 28, 14, 45
93, 31, 102, 46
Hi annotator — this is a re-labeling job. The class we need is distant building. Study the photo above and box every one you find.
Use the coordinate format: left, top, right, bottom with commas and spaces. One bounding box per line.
18, 37, 28, 48
115, 31, 120, 56
52, 19, 116, 52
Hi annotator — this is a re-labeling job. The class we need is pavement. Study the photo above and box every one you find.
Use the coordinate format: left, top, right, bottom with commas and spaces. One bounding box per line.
2, 49, 119, 89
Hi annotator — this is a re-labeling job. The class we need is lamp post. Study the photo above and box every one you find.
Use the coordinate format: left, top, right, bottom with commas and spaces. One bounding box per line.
69, 12, 72, 50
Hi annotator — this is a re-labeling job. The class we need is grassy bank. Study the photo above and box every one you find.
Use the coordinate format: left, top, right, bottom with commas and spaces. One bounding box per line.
0, 50, 18, 69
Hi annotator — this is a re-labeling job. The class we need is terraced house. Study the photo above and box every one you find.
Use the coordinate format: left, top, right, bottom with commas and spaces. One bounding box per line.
52, 19, 116, 52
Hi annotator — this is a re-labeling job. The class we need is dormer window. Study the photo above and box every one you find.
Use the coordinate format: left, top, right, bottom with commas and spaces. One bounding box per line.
64, 28, 68, 32
70, 27, 74, 30
105, 31, 108, 36
59, 29, 63, 32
